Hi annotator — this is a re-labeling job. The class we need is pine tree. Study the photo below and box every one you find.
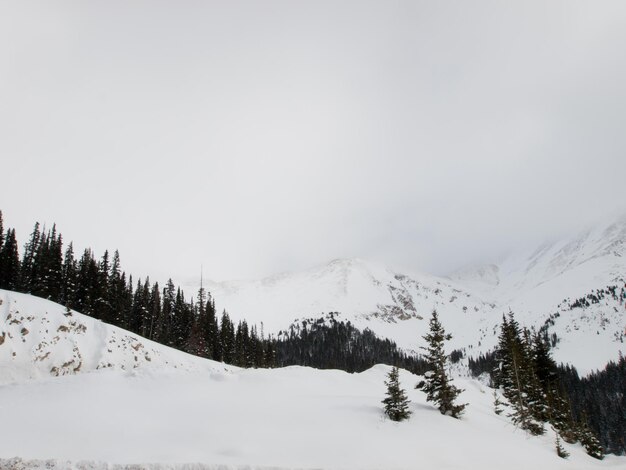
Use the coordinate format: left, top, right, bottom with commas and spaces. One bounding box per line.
0, 210, 4, 253
0, 228, 20, 290
19, 222, 41, 292
418, 310, 466, 418
43, 227, 63, 302
555, 434, 569, 459
171, 287, 191, 350
382, 366, 411, 422
220, 311, 236, 364
493, 390, 504, 415
95, 250, 112, 322
161, 279, 176, 347
60, 242, 77, 308
493, 313, 544, 435
577, 420, 604, 460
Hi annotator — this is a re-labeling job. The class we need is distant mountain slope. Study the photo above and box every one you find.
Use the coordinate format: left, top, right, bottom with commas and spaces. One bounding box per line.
450, 215, 626, 372
193, 216, 626, 373
200, 258, 497, 355
450, 214, 626, 304
0, 289, 229, 385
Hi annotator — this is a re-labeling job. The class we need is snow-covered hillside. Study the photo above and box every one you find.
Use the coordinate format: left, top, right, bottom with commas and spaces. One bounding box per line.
450, 215, 626, 373
198, 258, 497, 356
189, 216, 626, 374
449, 214, 626, 305
0, 364, 622, 470
0, 289, 229, 385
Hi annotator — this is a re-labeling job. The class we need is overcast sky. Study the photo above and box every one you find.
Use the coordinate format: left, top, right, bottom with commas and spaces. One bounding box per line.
1, 1, 626, 283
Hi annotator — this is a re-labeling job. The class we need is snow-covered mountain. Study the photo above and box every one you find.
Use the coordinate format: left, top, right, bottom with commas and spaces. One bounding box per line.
196, 216, 626, 374
450, 214, 626, 372
449, 213, 626, 305
199, 258, 497, 357
0, 289, 230, 385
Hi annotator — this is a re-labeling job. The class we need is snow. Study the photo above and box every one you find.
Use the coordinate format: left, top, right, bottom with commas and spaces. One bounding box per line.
0, 290, 229, 386
1, 216, 625, 468
0, 365, 623, 469
0, 290, 624, 469
194, 258, 497, 356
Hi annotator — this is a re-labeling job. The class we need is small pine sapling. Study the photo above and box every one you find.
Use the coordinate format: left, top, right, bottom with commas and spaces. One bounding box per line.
382, 366, 412, 422
555, 434, 569, 459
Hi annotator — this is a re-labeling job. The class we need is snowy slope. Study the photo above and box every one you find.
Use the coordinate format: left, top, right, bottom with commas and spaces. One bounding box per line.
198, 258, 497, 356
449, 213, 626, 304
0, 364, 623, 469
0, 289, 230, 385
449, 215, 626, 372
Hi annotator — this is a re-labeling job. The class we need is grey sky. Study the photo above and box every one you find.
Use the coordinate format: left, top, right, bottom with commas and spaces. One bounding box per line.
1, 1, 626, 282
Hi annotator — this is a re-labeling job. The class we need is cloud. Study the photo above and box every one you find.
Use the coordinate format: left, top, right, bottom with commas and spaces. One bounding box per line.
1, 0, 625, 281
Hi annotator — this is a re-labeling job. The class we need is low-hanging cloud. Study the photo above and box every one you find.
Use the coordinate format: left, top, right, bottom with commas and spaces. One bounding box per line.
1, 0, 625, 282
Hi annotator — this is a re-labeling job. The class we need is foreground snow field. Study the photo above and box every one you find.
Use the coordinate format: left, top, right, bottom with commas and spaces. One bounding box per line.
0, 365, 623, 470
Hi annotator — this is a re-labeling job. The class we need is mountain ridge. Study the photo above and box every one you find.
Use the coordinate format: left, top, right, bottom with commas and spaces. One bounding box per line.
190, 216, 626, 373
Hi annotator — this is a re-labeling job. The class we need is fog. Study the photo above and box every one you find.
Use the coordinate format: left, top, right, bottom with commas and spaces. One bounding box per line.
1, 1, 625, 282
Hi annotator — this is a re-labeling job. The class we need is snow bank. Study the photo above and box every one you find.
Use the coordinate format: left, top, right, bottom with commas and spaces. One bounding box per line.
0, 290, 231, 385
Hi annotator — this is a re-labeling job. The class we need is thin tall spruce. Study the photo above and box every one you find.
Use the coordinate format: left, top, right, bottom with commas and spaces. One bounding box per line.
417, 310, 466, 418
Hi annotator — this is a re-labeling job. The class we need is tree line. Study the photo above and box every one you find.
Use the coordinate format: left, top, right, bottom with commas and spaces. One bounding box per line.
0, 212, 426, 374
274, 313, 428, 374
491, 313, 605, 458
0, 212, 274, 368
468, 313, 625, 456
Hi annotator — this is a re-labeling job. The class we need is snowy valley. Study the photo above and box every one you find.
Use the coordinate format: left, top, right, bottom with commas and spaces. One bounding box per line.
0, 290, 623, 470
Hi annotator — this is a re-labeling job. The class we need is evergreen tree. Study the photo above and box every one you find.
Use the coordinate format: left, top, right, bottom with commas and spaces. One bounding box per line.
0, 228, 20, 290
138, 278, 151, 337
147, 281, 162, 340
19, 222, 41, 292
130, 278, 146, 334
0, 210, 4, 253
161, 279, 176, 346
493, 390, 504, 415
521, 329, 549, 424
75, 249, 99, 315
418, 310, 466, 418
577, 420, 604, 460
171, 287, 191, 350
530, 331, 577, 442
108, 250, 127, 327
94, 250, 112, 322
220, 311, 235, 363
120, 273, 133, 330
493, 313, 544, 435
60, 242, 77, 308
555, 434, 569, 459
382, 366, 411, 422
